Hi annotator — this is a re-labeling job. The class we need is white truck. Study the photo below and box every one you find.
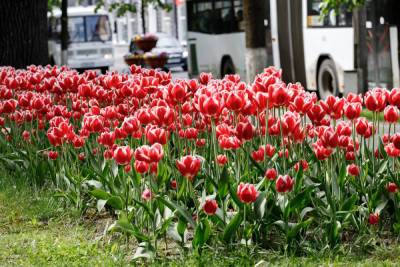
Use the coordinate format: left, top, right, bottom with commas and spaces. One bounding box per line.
48, 6, 114, 73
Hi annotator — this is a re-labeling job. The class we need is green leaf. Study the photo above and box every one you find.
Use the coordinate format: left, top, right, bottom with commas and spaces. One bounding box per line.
90, 188, 110, 200
218, 166, 229, 198
229, 183, 244, 209
222, 212, 242, 243
192, 218, 211, 249
294, 167, 304, 193
107, 196, 124, 210
300, 207, 314, 220
157, 197, 196, 227
109, 215, 149, 242
155, 218, 173, 239
254, 191, 267, 219
287, 218, 313, 239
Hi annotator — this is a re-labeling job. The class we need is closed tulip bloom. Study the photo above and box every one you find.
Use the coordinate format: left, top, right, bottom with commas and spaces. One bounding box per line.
276, 175, 294, 193
384, 105, 399, 123
216, 154, 228, 166
135, 160, 149, 174
392, 133, 400, 149
386, 182, 398, 193
347, 164, 360, 177
389, 87, 400, 107
170, 180, 177, 189
113, 146, 133, 165
203, 199, 218, 215
265, 168, 277, 180
142, 189, 152, 201
344, 102, 362, 120
251, 147, 265, 162
48, 150, 58, 160
237, 183, 258, 203
176, 155, 201, 180
78, 152, 85, 161
294, 160, 309, 172
368, 213, 380, 225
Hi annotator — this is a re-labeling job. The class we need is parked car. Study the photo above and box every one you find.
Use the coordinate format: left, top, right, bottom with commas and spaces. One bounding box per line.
129, 32, 187, 71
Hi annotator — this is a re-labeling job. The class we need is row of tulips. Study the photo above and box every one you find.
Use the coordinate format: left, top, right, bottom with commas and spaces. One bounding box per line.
0, 64, 399, 256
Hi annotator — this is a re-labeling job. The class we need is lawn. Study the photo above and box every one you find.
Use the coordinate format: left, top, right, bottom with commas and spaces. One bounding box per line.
1, 177, 400, 266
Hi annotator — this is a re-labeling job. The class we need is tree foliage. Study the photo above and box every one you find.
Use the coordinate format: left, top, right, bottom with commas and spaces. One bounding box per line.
95, 0, 172, 17
320, 0, 365, 16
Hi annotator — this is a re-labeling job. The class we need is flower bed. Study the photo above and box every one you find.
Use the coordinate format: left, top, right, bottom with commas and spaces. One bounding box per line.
133, 34, 158, 52
0, 64, 399, 257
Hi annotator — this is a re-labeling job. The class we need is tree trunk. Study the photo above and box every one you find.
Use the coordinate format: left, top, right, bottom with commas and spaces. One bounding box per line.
243, 0, 267, 82
141, 1, 146, 34
353, 6, 368, 94
61, 0, 68, 65
0, 0, 48, 68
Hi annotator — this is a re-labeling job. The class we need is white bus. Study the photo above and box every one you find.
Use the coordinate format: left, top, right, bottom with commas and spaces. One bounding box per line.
48, 6, 114, 73
187, 0, 400, 98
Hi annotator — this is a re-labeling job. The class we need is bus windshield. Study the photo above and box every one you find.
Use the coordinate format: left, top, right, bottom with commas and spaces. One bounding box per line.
52, 15, 112, 43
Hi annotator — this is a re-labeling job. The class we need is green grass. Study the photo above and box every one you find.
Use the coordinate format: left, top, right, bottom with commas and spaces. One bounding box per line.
1, 177, 400, 266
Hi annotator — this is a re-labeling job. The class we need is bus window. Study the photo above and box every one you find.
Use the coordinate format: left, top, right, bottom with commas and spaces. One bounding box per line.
86, 15, 111, 42
187, 0, 243, 34
307, 0, 352, 27
69, 17, 85, 42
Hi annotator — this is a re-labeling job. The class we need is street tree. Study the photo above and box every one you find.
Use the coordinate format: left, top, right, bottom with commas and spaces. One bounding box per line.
95, 0, 171, 34
243, 0, 267, 83
0, 0, 48, 68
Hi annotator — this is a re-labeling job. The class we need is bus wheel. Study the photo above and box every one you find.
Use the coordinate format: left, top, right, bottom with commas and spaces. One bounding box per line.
221, 57, 235, 78
317, 59, 338, 99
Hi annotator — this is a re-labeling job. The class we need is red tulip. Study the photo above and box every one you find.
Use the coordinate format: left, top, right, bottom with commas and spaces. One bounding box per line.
264, 144, 276, 157
384, 105, 399, 123
176, 155, 201, 180
355, 118, 368, 136
199, 72, 212, 85
48, 150, 58, 160
203, 199, 218, 215
237, 183, 258, 203
276, 175, 294, 193
392, 133, 400, 149
78, 152, 85, 161
22, 130, 30, 141
386, 182, 398, 193
344, 102, 362, 120
251, 147, 265, 162
270, 83, 289, 107
294, 160, 309, 172
226, 91, 245, 111
368, 213, 380, 225
218, 135, 241, 150
346, 164, 360, 177
113, 146, 133, 165
389, 87, 400, 107
265, 168, 277, 180
142, 188, 152, 201
135, 160, 149, 174
216, 154, 228, 166
320, 95, 345, 119
170, 180, 177, 189
365, 89, 387, 112
168, 83, 187, 102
